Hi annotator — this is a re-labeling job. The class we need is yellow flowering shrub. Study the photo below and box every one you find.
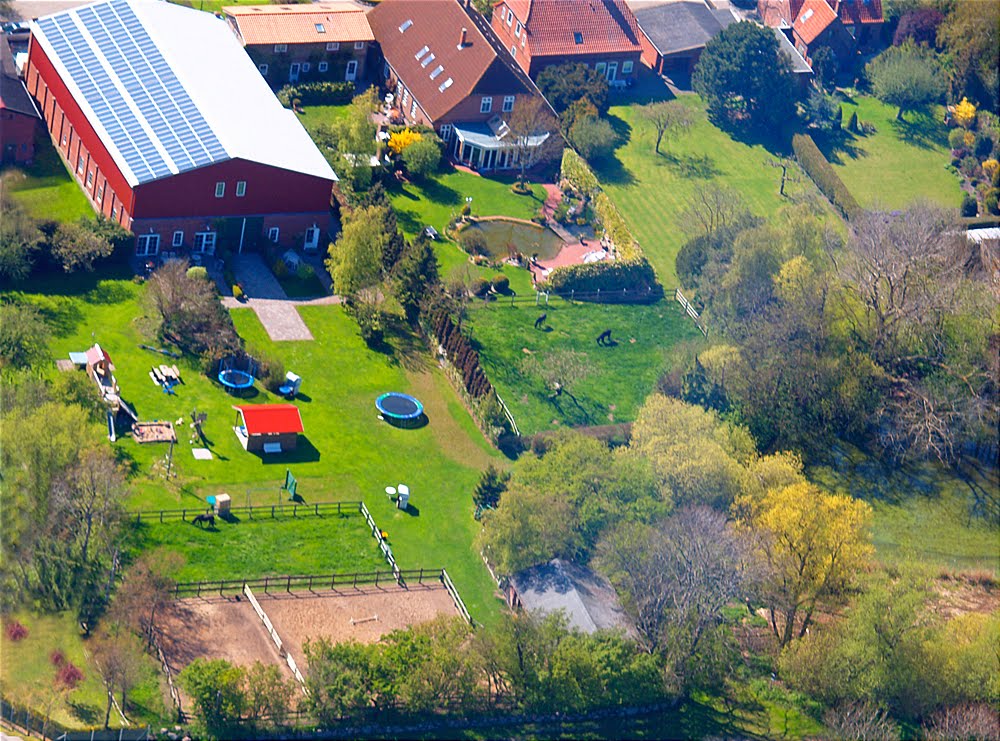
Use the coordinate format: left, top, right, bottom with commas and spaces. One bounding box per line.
953, 97, 977, 128
387, 128, 422, 155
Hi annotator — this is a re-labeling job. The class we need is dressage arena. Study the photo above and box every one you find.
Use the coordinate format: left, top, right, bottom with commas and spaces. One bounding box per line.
156, 581, 461, 686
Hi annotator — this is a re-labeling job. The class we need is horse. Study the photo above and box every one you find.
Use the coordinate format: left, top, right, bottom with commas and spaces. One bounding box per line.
597, 329, 613, 346
534, 313, 547, 329
192, 513, 215, 528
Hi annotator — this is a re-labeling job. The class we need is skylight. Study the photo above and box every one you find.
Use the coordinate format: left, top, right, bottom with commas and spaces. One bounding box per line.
315, 23, 325, 33
573, 32, 583, 44
415, 45, 429, 59
429, 64, 444, 79
421, 53, 436, 68
399, 19, 413, 33
438, 77, 453, 92
801, 9, 813, 21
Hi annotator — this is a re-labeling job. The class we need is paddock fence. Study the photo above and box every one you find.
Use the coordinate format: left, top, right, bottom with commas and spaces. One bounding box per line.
243, 583, 307, 693
440, 568, 473, 626
129, 499, 364, 524
359, 501, 402, 584
1, 697, 150, 741
150, 632, 184, 722
170, 569, 424, 598
674, 288, 708, 336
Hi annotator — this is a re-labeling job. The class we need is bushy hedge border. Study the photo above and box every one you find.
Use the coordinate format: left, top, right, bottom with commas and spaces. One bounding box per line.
543, 258, 662, 302
560, 148, 600, 195
427, 309, 493, 399
277, 81, 355, 108
792, 133, 861, 220
593, 192, 641, 262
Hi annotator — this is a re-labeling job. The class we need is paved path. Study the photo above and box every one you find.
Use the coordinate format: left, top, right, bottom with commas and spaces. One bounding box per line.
224, 254, 340, 341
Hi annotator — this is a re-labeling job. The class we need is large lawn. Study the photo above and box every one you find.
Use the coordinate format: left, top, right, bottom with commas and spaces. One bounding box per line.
9, 272, 506, 627
812, 96, 963, 211
465, 298, 703, 435
597, 97, 837, 287
1, 611, 166, 730
2, 134, 92, 222
808, 443, 999, 575
295, 104, 353, 140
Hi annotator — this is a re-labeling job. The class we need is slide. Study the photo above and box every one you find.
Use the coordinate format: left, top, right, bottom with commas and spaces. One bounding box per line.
107, 410, 116, 442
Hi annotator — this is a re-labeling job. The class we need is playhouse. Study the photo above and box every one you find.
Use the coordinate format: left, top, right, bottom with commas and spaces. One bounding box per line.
233, 404, 304, 454
85, 343, 119, 404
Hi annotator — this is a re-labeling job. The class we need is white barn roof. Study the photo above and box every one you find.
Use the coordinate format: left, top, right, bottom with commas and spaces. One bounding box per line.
31, 0, 336, 186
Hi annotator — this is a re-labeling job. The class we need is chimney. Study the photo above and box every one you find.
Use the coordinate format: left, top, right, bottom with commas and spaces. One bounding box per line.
458, 27, 468, 48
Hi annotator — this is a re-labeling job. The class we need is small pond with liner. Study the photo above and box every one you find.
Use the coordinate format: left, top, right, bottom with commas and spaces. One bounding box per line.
464, 219, 565, 261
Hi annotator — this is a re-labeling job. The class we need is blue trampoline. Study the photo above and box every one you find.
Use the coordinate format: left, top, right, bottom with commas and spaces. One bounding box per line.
219, 368, 255, 396
376, 392, 424, 428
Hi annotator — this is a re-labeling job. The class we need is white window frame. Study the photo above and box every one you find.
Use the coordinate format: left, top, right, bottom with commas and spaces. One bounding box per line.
172, 230, 184, 247
274, 43, 287, 53
303, 227, 319, 249
595, 62, 607, 74
521, 34, 526, 48
136, 234, 160, 256
410, 100, 417, 118
315, 23, 325, 33
302, 62, 311, 72
318, 61, 329, 72
354, 41, 365, 50
506, 8, 513, 26
480, 96, 492, 113
503, 95, 515, 112
96, 183, 104, 202
622, 60, 634, 75
214, 181, 225, 198
86, 170, 94, 187
439, 123, 453, 141
236, 180, 246, 197
258, 63, 268, 75
77, 154, 84, 173
268, 227, 280, 243
515, 21, 521, 37
193, 232, 216, 254
327, 41, 340, 51
510, 44, 517, 57
346, 60, 358, 79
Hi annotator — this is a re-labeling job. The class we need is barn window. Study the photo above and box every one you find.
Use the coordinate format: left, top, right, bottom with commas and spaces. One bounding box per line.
318, 61, 329, 72
268, 227, 280, 243
136, 234, 160, 256
503, 95, 515, 112
86, 170, 94, 187
194, 232, 216, 254
327, 42, 340, 51
172, 230, 184, 247
215, 182, 225, 198
236, 181, 246, 197
77, 154, 85, 173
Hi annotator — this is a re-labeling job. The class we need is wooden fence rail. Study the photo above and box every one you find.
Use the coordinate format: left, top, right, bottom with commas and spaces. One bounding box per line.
131, 500, 363, 523
441, 568, 473, 626
171, 568, 441, 598
674, 288, 708, 336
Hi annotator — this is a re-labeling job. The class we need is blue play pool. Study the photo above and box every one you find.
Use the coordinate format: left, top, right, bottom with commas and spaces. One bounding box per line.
219, 368, 254, 395
376, 392, 424, 427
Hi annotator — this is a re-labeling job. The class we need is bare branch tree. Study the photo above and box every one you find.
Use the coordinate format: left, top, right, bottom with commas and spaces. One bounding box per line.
923, 703, 1000, 741
639, 100, 692, 154
505, 97, 563, 187
522, 350, 589, 402
680, 183, 750, 237
824, 702, 900, 741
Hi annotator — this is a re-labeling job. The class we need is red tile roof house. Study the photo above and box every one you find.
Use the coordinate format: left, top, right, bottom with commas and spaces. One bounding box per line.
1, 36, 41, 165
491, 0, 644, 85
758, 0, 883, 66
233, 403, 304, 454
368, 0, 553, 172
25, 0, 337, 259
223, 3, 375, 88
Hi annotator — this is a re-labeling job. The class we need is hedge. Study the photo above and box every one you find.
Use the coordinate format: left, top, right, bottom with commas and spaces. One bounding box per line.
560, 148, 600, 195
593, 192, 641, 262
277, 81, 355, 108
792, 133, 861, 220
543, 258, 662, 302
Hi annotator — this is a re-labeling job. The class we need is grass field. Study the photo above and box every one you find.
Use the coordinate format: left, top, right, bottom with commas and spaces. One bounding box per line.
2, 135, 92, 222
275, 269, 327, 298
597, 97, 837, 286
1, 612, 166, 730
295, 104, 353, 140
465, 298, 702, 435
129, 512, 384, 582
812, 96, 963, 211
8, 271, 506, 629
808, 443, 999, 575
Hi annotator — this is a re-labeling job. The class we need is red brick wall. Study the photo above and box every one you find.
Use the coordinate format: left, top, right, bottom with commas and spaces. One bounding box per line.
132, 211, 331, 254
528, 51, 643, 80
1, 110, 39, 164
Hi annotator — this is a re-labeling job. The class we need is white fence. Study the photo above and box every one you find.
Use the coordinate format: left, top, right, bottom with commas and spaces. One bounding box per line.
243, 583, 307, 693
675, 288, 708, 336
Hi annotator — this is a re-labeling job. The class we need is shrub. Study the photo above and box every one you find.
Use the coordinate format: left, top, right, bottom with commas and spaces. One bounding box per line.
792, 133, 861, 220
984, 189, 999, 215
964, 130, 976, 149
232, 284, 244, 301
491, 274, 510, 293
593, 192, 641, 262
387, 128, 422, 156
949, 128, 968, 150
471, 276, 490, 297
5, 620, 28, 641
560, 148, 600, 195
983, 159, 1000, 181
50, 649, 66, 667
186, 265, 208, 282
55, 662, 84, 690
272, 259, 289, 278
545, 258, 662, 302
974, 132, 994, 158
296, 263, 316, 280
252, 349, 286, 393
953, 97, 977, 128
276, 81, 354, 108
961, 193, 978, 217
461, 202, 471, 217
402, 137, 442, 179
960, 155, 980, 178
459, 229, 489, 256
848, 110, 859, 133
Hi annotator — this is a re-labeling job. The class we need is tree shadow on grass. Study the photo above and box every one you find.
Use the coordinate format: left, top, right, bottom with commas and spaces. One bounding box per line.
374, 316, 432, 373
68, 701, 100, 725
590, 113, 636, 186
812, 129, 867, 165
891, 111, 945, 151
656, 150, 721, 179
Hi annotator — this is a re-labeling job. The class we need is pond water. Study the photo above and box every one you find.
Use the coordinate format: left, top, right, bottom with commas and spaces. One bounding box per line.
465, 219, 565, 261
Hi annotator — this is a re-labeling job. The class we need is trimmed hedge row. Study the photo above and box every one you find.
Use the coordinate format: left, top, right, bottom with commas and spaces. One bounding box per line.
560, 148, 600, 195
277, 81, 355, 108
593, 192, 641, 262
792, 133, 861, 220
543, 258, 662, 302
428, 309, 493, 399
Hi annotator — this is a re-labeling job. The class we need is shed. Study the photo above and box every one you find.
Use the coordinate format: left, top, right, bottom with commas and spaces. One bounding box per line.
233, 403, 304, 453
506, 558, 636, 636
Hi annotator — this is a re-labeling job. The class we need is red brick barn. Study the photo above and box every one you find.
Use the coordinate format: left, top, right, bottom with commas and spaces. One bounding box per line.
25, 0, 337, 259
1, 36, 41, 164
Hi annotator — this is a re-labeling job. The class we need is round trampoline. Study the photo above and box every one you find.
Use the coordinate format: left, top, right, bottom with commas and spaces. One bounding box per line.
376, 392, 425, 428
219, 369, 255, 396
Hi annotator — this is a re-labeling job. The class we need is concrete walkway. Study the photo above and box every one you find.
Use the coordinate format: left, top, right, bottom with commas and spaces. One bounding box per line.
224, 254, 341, 342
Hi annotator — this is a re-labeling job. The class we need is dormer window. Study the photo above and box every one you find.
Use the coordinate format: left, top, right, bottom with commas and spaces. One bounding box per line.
399, 19, 413, 32
421, 53, 436, 68
574, 32, 583, 44
415, 45, 429, 60
430, 64, 444, 80
315, 23, 325, 33
439, 77, 453, 92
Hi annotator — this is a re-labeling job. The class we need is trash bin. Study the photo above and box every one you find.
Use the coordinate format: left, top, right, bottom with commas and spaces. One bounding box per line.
397, 484, 410, 511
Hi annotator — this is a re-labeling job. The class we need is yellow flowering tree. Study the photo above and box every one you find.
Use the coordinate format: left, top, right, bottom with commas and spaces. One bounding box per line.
387, 128, 422, 156
953, 97, 977, 128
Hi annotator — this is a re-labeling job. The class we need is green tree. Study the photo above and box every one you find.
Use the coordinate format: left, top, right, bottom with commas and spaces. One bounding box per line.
638, 100, 693, 155
937, 0, 999, 112
473, 464, 510, 517
536, 62, 609, 113
333, 87, 379, 192
326, 205, 389, 296
402, 137, 442, 179
392, 234, 439, 322
692, 21, 797, 132
179, 658, 246, 735
47, 221, 115, 272
244, 661, 295, 727
866, 40, 945, 120
0, 195, 40, 281
569, 114, 618, 160
304, 638, 383, 721
0, 303, 52, 370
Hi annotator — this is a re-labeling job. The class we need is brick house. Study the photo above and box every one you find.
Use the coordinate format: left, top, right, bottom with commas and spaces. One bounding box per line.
368, 0, 551, 171
1, 35, 41, 164
632, 0, 736, 78
758, 0, 882, 67
26, 0, 337, 257
223, 3, 374, 87
491, 0, 644, 84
